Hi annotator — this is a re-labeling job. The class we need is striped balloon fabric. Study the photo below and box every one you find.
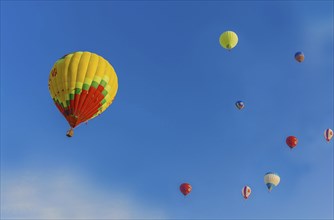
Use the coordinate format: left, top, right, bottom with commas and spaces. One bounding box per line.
324, 128, 333, 142
241, 186, 251, 199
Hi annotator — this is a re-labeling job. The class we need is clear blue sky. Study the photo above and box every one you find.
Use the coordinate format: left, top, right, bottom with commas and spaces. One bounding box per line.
1, 1, 333, 219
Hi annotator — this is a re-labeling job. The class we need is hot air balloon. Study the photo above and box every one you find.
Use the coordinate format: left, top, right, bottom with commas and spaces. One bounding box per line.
324, 128, 333, 142
180, 183, 192, 196
241, 186, 251, 199
295, 52, 304, 62
286, 136, 298, 149
219, 31, 238, 50
48, 51, 118, 137
235, 101, 244, 110
264, 172, 280, 192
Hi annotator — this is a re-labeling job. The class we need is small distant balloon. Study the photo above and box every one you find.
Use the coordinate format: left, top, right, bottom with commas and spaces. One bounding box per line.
264, 172, 280, 192
241, 186, 251, 199
180, 183, 192, 196
295, 52, 304, 62
219, 31, 238, 50
286, 136, 298, 149
324, 128, 333, 142
235, 101, 244, 110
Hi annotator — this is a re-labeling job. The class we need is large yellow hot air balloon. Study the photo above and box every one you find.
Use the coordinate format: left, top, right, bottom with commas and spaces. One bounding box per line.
48, 51, 118, 137
219, 31, 238, 50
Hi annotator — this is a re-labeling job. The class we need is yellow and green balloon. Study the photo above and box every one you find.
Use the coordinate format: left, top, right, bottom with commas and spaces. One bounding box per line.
48, 51, 118, 137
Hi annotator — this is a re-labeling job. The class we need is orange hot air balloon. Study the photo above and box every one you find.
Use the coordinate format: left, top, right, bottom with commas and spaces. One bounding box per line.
286, 136, 298, 149
180, 183, 192, 196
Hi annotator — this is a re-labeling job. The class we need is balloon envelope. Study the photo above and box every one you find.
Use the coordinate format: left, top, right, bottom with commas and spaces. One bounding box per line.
235, 101, 244, 110
264, 172, 280, 191
219, 31, 238, 50
295, 52, 304, 62
241, 186, 251, 199
324, 128, 333, 142
48, 51, 118, 136
180, 183, 192, 196
286, 136, 298, 149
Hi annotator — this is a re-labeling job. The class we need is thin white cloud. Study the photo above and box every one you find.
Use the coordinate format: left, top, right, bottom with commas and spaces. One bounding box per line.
1, 169, 167, 219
